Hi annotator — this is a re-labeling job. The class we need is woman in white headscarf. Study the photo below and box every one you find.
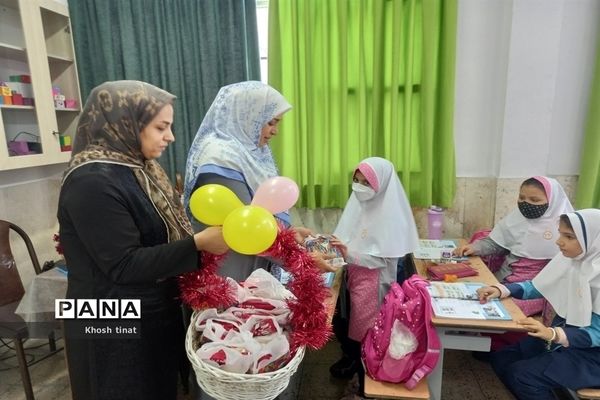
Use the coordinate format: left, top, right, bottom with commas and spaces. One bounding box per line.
183, 81, 292, 281
477, 209, 600, 399
329, 157, 419, 379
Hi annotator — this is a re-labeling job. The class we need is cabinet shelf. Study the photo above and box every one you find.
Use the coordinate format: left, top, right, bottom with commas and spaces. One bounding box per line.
1, 104, 35, 110
0, 0, 81, 171
0, 42, 27, 62
47, 53, 73, 63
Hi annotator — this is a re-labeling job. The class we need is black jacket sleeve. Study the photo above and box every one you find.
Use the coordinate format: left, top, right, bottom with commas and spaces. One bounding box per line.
61, 168, 199, 284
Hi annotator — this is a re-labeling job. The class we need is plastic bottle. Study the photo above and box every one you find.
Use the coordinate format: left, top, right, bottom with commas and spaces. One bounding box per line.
427, 206, 444, 240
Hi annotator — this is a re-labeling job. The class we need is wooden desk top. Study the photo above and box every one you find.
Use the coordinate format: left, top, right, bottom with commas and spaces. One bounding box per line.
413, 255, 527, 332
364, 375, 430, 399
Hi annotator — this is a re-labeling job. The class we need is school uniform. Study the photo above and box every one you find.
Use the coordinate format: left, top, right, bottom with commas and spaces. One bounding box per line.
473, 176, 573, 317
334, 157, 418, 344
491, 209, 600, 400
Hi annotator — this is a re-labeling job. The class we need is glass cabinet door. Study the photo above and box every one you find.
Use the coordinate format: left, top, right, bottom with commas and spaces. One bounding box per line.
0, 0, 81, 170
0, 0, 44, 164
41, 3, 81, 153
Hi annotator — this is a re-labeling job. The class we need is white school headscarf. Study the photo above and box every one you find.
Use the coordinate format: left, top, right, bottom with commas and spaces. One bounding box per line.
489, 176, 573, 259
334, 157, 419, 258
183, 81, 292, 209
533, 209, 600, 327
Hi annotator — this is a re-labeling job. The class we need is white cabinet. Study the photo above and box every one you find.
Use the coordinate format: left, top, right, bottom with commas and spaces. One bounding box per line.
0, 0, 81, 171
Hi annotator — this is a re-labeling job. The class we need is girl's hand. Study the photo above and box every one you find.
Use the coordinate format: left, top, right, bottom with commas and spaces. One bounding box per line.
309, 252, 339, 273
454, 244, 476, 257
292, 226, 314, 244
194, 227, 229, 254
517, 318, 554, 341
328, 237, 348, 259
476, 286, 501, 303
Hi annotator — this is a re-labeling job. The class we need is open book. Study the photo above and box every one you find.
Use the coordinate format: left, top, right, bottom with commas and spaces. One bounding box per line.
427, 282, 511, 320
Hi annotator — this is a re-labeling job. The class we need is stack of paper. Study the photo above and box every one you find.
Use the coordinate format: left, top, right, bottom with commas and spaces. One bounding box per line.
413, 239, 457, 259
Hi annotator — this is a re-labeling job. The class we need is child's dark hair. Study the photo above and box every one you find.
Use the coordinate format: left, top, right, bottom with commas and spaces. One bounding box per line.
559, 214, 573, 230
521, 177, 546, 194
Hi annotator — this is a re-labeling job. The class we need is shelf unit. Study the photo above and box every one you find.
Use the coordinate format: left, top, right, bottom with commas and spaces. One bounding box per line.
0, 0, 81, 170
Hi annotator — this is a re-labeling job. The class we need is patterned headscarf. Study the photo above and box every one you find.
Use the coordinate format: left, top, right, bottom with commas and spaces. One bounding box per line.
63, 80, 192, 241
183, 81, 292, 210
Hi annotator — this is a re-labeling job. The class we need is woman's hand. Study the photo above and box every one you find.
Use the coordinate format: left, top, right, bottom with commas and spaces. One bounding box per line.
309, 252, 339, 273
194, 226, 229, 254
292, 226, 314, 244
476, 286, 501, 303
517, 317, 555, 341
454, 244, 476, 257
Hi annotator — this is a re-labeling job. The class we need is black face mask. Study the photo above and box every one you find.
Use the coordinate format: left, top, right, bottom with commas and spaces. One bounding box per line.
518, 201, 549, 219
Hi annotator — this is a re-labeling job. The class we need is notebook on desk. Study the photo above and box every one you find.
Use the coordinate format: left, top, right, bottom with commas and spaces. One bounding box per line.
427, 282, 511, 320
427, 262, 478, 280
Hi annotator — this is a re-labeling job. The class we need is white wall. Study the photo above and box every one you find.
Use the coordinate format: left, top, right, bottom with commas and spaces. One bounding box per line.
455, 0, 600, 178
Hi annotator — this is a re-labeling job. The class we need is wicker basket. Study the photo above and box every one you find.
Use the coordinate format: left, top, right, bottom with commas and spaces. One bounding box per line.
185, 312, 305, 400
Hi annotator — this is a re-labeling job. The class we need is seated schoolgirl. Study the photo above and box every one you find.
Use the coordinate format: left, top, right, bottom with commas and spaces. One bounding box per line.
456, 176, 573, 317
477, 209, 600, 400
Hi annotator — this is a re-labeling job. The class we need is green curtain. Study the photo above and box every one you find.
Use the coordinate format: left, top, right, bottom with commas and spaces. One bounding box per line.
268, 0, 457, 208
68, 0, 261, 178
576, 33, 600, 208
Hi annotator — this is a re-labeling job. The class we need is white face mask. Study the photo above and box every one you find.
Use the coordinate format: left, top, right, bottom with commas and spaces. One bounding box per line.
352, 182, 376, 202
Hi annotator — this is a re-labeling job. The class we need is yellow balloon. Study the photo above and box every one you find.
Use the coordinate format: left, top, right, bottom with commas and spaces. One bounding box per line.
222, 206, 278, 255
189, 184, 244, 226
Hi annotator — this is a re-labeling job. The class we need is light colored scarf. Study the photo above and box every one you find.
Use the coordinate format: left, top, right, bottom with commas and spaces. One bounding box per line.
533, 209, 600, 326
334, 157, 419, 258
489, 176, 573, 259
183, 81, 292, 211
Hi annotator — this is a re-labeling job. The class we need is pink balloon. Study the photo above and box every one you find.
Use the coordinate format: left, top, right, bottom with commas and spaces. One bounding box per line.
251, 176, 300, 214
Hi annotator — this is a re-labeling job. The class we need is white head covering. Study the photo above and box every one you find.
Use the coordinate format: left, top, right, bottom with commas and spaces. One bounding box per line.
334, 157, 419, 258
533, 209, 600, 327
183, 81, 292, 208
489, 176, 573, 259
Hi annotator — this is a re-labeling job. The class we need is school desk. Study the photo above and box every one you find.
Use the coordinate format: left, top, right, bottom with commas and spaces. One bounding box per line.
412, 254, 527, 400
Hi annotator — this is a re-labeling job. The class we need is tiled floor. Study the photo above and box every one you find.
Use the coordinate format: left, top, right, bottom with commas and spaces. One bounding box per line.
0, 337, 517, 400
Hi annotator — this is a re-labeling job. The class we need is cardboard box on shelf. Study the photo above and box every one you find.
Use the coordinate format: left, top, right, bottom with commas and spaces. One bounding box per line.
11, 93, 23, 105
8, 75, 30, 83
6, 82, 33, 98
0, 85, 11, 96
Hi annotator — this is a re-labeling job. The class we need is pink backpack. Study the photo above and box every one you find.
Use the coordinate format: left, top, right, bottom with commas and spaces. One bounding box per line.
361, 275, 440, 389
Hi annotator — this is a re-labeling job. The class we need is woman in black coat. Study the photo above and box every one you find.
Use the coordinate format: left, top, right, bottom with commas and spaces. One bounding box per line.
58, 81, 228, 400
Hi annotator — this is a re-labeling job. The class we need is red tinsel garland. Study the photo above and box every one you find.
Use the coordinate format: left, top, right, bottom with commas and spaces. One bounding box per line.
179, 252, 236, 310
178, 228, 332, 352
